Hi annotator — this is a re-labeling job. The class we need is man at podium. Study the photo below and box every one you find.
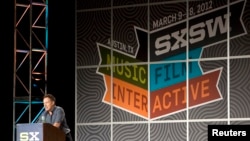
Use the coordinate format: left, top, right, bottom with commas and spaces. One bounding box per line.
37, 94, 73, 141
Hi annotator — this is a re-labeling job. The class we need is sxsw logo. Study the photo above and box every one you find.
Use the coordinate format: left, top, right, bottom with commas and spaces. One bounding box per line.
97, 0, 247, 120
19, 132, 40, 141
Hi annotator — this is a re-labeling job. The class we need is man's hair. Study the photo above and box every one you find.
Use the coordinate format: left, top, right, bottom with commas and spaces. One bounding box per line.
43, 94, 56, 102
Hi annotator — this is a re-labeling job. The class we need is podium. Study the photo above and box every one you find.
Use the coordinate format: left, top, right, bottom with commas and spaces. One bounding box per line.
16, 123, 65, 141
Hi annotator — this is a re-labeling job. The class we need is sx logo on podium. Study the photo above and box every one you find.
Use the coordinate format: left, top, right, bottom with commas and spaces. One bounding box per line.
19, 132, 40, 141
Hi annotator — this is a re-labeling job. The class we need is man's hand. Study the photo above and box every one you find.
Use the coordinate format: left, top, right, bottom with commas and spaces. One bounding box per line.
53, 122, 61, 128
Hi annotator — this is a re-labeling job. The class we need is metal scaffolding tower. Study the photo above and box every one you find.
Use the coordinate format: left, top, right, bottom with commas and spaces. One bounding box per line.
13, 0, 48, 140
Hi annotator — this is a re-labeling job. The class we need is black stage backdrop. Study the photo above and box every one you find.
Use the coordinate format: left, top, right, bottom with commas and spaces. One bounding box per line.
47, 0, 75, 139
1, 0, 14, 140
